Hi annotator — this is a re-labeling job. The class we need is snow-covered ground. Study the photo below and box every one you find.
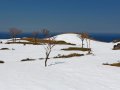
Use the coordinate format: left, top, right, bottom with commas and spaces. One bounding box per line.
0, 33, 120, 90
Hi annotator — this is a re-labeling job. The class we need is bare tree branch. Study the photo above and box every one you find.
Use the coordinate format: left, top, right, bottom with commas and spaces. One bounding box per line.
78, 33, 86, 48
32, 31, 39, 44
41, 29, 56, 67
9, 28, 22, 42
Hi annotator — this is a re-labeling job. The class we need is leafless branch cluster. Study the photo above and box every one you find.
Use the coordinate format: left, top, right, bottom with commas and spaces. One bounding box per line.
41, 29, 56, 67
78, 32, 90, 49
32, 31, 39, 44
42, 37, 56, 67
9, 28, 22, 42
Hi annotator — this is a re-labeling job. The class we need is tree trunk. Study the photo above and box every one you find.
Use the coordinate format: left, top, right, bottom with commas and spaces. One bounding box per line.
45, 51, 50, 67
13, 36, 15, 42
34, 38, 37, 44
12, 38, 14, 42
14, 35, 16, 42
82, 39, 84, 48
89, 39, 90, 48
15, 37, 16, 42
86, 39, 88, 48
45, 57, 48, 67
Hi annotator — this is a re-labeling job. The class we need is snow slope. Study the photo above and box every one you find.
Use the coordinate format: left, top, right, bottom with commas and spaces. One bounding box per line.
55, 33, 81, 45
0, 33, 120, 90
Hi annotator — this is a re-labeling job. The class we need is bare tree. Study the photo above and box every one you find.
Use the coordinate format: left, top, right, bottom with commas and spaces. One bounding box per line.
32, 31, 39, 44
78, 33, 86, 48
78, 33, 92, 54
84, 33, 89, 48
85, 34, 92, 54
89, 39, 91, 48
41, 29, 49, 38
9, 28, 22, 42
88, 36, 92, 50
41, 29, 56, 67
88, 39, 91, 54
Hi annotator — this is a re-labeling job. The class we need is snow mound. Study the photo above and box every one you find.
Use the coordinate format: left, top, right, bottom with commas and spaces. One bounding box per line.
55, 33, 104, 45
55, 33, 81, 45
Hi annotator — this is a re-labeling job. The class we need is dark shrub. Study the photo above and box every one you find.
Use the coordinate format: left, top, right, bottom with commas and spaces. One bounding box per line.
103, 62, 109, 65
0, 48, 9, 50
0, 60, 4, 63
62, 47, 91, 51
110, 62, 120, 67
103, 62, 120, 67
54, 53, 84, 58
22, 38, 75, 45
113, 43, 120, 50
21, 58, 36, 61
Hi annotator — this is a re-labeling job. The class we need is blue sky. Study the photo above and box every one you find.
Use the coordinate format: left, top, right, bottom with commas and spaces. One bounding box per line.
0, 0, 120, 33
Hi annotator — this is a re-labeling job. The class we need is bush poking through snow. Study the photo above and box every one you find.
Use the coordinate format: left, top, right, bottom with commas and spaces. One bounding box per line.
54, 53, 84, 58
61, 47, 91, 51
103, 62, 109, 65
103, 62, 120, 67
22, 38, 75, 45
0, 48, 9, 50
0, 60, 4, 63
113, 43, 120, 50
21, 58, 36, 61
